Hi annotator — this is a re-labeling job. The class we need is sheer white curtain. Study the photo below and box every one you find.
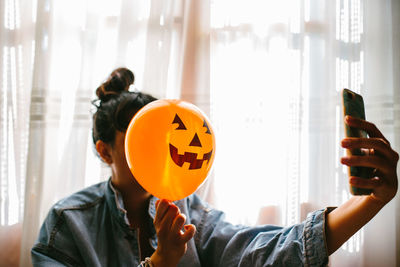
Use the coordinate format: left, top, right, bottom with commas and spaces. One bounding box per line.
0, 0, 399, 267
0, 0, 203, 266
0, 0, 36, 265
209, 0, 399, 266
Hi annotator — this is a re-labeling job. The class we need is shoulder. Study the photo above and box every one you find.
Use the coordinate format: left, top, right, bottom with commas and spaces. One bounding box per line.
178, 193, 213, 214
32, 181, 110, 266
52, 181, 108, 215
177, 194, 225, 226
185, 193, 211, 209
38, 180, 109, 234
37, 180, 110, 243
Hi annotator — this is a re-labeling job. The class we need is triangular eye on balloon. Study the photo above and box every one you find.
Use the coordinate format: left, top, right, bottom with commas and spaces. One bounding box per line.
203, 120, 211, 134
172, 114, 186, 130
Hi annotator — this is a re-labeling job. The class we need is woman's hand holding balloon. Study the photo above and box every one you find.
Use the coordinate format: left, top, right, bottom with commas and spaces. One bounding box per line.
150, 199, 196, 267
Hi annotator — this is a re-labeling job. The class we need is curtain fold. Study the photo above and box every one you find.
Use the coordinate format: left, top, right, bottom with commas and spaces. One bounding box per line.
392, 1, 400, 266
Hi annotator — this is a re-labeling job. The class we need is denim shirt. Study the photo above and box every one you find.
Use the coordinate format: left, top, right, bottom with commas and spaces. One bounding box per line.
32, 180, 329, 266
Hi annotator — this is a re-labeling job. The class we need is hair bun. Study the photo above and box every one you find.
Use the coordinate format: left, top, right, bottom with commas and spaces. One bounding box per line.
96, 68, 135, 102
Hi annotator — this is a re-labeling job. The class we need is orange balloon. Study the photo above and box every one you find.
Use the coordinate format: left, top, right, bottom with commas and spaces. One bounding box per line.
125, 99, 216, 201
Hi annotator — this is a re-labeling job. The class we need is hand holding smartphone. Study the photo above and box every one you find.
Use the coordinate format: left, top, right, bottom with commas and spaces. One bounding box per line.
341, 89, 374, 195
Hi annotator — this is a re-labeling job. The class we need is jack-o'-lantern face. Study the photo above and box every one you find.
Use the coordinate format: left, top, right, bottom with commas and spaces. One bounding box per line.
169, 113, 213, 170
125, 99, 216, 201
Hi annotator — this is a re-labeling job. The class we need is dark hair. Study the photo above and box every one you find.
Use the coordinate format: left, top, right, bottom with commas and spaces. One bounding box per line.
92, 67, 157, 146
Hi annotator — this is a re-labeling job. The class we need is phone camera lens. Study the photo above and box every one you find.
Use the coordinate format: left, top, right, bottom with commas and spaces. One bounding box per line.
346, 91, 354, 99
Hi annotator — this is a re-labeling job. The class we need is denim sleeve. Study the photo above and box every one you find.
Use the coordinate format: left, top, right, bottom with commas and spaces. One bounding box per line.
31, 248, 70, 267
189, 197, 329, 267
31, 208, 83, 267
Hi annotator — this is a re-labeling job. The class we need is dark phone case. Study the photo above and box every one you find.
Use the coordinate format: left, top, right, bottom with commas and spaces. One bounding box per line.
342, 89, 373, 195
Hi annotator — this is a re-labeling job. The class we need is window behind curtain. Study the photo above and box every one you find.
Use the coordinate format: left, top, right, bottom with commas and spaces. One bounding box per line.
209, 0, 364, 254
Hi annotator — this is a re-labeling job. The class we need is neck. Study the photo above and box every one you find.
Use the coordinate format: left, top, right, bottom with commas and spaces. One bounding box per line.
111, 174, 152, 227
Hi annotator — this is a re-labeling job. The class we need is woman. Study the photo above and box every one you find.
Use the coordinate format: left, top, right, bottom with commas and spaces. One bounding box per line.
31, 68, 398, 267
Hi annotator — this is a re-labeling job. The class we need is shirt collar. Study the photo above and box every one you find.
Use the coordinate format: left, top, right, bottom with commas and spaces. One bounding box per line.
105, 178, 159, 249
107, 179, 131, 227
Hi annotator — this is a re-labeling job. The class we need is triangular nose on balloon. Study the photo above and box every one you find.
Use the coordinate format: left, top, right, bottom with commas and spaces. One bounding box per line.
189, 133, 202, 147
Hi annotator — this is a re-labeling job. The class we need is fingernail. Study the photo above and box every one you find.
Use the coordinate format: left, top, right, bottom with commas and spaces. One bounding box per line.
341, 139, 350, 147
162, 199, 171, 204
349, 177, 358, 185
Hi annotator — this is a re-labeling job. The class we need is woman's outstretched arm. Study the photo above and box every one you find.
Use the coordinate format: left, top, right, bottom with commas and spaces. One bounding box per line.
325, 116, 399, 255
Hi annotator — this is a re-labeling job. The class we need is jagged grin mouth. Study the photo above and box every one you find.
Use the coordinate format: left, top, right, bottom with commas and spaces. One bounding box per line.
169, 144, 213, 170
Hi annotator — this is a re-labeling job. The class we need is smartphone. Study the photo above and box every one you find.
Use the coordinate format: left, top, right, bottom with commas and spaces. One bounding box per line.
342, 88, 373, 195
